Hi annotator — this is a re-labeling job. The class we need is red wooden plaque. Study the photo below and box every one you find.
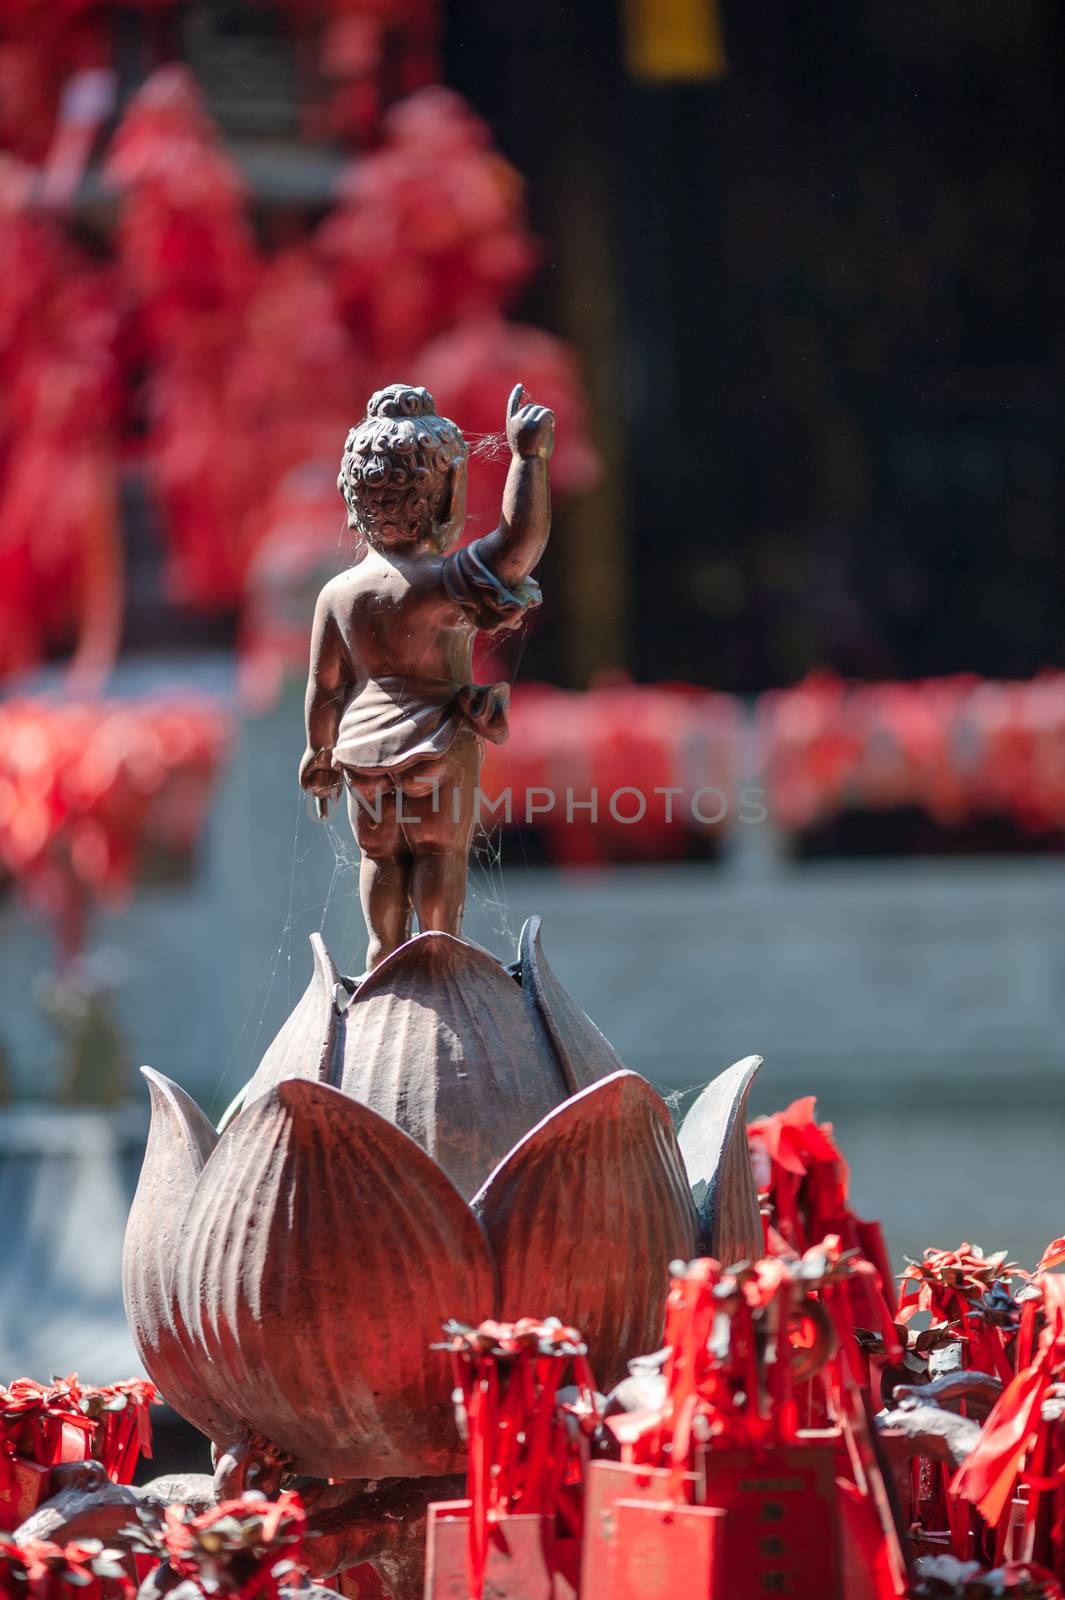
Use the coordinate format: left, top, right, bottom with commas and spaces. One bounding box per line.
699, 1435, 842, 1600
425, 1501, 579, 1600
582, 1461, 720, 1597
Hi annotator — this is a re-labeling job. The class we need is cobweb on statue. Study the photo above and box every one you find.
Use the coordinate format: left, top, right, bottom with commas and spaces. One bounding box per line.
204, 758, 718, 1138
207, 785, 707, 1132
463, 388, 547, 467
317, 807, 521, 962
467, 818, 518, 953
463, 387, 547, 464
208, 789, 311, 1120
661, 1081, 713, 1128
464, 429, 510, 464
207, 791, 375, 1120
207, 801, 525, 1121
315, 801, 710, 1128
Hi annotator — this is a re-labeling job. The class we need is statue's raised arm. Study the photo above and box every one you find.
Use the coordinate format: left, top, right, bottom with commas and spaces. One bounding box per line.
473, 383, 555, 589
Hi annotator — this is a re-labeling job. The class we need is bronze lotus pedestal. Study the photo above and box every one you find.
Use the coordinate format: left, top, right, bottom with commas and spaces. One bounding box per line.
121, 920, 762, 1591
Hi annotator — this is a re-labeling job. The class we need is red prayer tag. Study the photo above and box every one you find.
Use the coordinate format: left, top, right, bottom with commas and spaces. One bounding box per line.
610, 1500, 724, 1600
581, 1461, 704, 1596
425, 1501, 578, 1600
698, 1437, 843, 1600
0, 1458, 52, 1525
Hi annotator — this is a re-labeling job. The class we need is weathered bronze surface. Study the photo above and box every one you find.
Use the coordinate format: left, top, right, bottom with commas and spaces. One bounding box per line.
473, 1071, 695, 1387
123, 918, 763, 1499
246, 930, 569, 1201
121, 1070, 224, 1443
299, 381, 554, 970
515, 916, 627, 1095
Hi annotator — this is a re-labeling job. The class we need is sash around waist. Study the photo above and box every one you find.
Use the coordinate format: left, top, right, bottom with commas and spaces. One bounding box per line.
333, 675, 510, 771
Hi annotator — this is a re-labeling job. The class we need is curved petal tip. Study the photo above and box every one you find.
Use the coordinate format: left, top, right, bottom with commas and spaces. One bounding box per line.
123, 1069, 232, 1443
517, 916, 627, 1094
678, 1054, 763, 1264
139, 1066, 219, 1170
240, 933, 344, 1113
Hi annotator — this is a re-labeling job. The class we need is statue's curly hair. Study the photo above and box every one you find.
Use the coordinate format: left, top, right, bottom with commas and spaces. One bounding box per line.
338, 384, 467, 549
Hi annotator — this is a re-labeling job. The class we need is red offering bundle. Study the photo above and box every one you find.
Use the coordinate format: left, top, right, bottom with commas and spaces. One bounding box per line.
422, 1229, 914, 1599
477, 681, 744, 864
429, 1319, 600, 1600
898, 1245, 1021, 1388
0, 1375, 159, 1529
76, 1381, 159, 1487
0, 697, 230, 962
748, 1096, 897, 1357
759, 672, 1065, 838
150, 1493, 306, 1600
316, 88, 538, 366
952, 1268, 1065, 1577
598, 1248, 909, 1600
0, 1377, 95, 1467
104, 65, 257, 358
0, 1378, 93, 1529
612, 1246, 899, 1463
0, 1376, 98, 1528
0, 166, 121, 693
894, 1244, 1024, 1563
0, 1535, 132, 1600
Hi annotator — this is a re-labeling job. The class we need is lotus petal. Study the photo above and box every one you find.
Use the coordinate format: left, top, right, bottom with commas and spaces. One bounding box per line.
517, 917, 626, 1094
240, 933, 344, 1111
473, 1071, 697, 1387
122, 1069, 235, 1443
338, 933, 568, 1199
677, 1055, 763, 1263
174, 1078, 496, 1480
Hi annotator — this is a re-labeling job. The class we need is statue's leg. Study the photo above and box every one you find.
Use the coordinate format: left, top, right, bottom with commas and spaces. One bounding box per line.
400, 733, 480, 937
347, 777, 413, 968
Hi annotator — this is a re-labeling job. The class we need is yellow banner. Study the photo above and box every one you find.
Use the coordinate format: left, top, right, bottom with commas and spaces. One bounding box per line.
623, 0, 727, 82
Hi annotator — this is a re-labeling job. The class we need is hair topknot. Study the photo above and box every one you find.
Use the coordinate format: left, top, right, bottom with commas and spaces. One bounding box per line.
339, 384, 467, 549
365, 384, 436, 420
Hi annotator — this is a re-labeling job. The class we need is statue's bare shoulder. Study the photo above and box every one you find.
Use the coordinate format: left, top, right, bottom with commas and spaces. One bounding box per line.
320, 551, 455, 630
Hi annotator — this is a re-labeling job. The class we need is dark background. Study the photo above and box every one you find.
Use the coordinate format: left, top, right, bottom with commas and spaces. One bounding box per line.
448, 0, 1065, 689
